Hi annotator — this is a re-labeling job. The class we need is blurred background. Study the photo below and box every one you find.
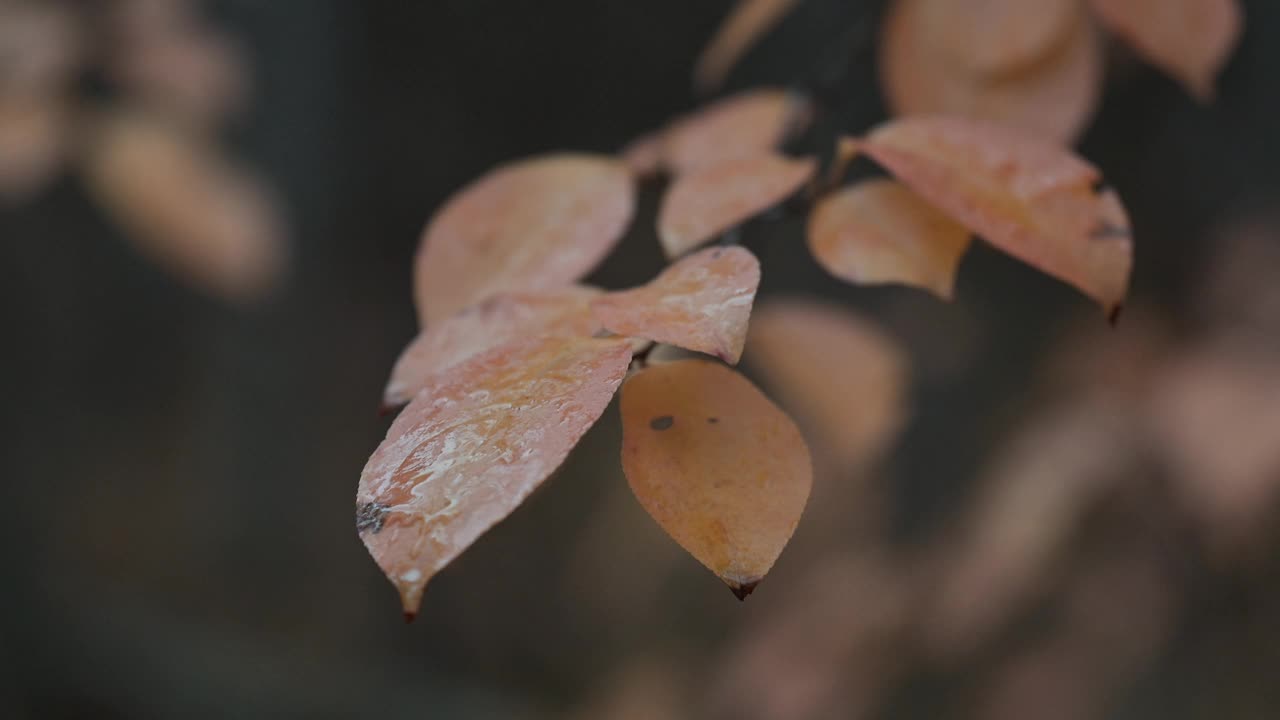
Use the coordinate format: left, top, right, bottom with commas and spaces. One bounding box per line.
4, 0, 1280, 717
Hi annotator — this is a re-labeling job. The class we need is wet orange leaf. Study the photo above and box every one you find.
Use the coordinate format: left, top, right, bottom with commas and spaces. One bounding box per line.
860, 116, 1132, 316
745, 298, 907, 470
661, 89, 806, 175
880, 0, 1102, 142
693, 0, 802, 93
592, 246, 760, 364
413, 153, 634, 326
658, 153, 815, 258
620, 359, 812, 599
383, 286, 602, 408
1089, 0, 1241, 101
84, 111, 287, 303
808, 178, 971, 299
358, 335, 634, 616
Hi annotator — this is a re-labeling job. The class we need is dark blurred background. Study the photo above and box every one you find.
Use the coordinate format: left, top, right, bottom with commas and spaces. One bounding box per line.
4, 1, 1280, 718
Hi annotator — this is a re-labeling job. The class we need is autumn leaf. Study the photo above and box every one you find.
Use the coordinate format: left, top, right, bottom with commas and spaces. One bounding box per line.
592, 246, 759, 364
745, 298, 908, 471
808, 179, 971, 299
658, 153, 815, 258
84, 110, 288, 303
413, 153, 634, 326
1089, 0, 1242, 101
930, 0, 1080, 77
859, 116, 1132, 317
109, 24, 248, 126
880, 0, 1102, 142
383, 286, 602, 409
0, 98, 70, 203
358, 335, 634, 617
660, 89, 807, 175
693, 0, 802, 93
620, 359, 812, 599
620, 130, 664, 179
1147, 348, 1280, 549
924, 399, 1137, 657
0, 0, 81, 96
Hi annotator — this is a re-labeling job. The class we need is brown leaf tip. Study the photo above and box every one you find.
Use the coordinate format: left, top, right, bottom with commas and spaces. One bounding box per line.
356, 501, 390, 535
403, 610, 417, 624
650, 415, 675, 431
728, 578, 761, 601
1107, 303, 1124, 327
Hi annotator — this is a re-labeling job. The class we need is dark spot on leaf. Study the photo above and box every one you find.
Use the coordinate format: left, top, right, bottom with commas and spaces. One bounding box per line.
650, 415, 674, 430
707, 417, 719, 423
356, 502, 390, 534
711, 248, 724, 259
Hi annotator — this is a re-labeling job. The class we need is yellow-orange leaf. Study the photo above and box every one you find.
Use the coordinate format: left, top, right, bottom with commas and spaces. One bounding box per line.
84, 111, 287, 303
661, 89, 806, 175
659, 153, 815, 258
358, 335, 634, 617
693, 0, 802, 92
592, 246, 760, 363
620, 359, 811, 599
413, 153, 634, 326
860, 116, 1132, 316
808, 178, 971, 299
745, 298, 908, 471
1089, 0, 1241, 101
383, 286, 601, 408
880, 0, 1102, 142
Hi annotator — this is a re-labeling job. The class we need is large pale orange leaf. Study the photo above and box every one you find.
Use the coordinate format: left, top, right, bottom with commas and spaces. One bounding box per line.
620, 359, 812, 599
413, 153, 634, 326
84, 111, 287, 303
880, 0, 1102, 142
659, 153, 815, 258
383, 286, 602, 408
808, 178, 971, 299
661, 89, 807, 175
693, 0, 802, 92
860, 116, 1131, 317
745, 298, 908, 470
358, 335, 634, 617
592, 246, 760, 364
1089, 0, 1241, 101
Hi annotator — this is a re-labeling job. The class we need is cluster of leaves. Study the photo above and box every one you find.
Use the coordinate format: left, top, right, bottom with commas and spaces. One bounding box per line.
0, 0, 286, 302
359, 81, 1143, 615
699, 0, 1243, 142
